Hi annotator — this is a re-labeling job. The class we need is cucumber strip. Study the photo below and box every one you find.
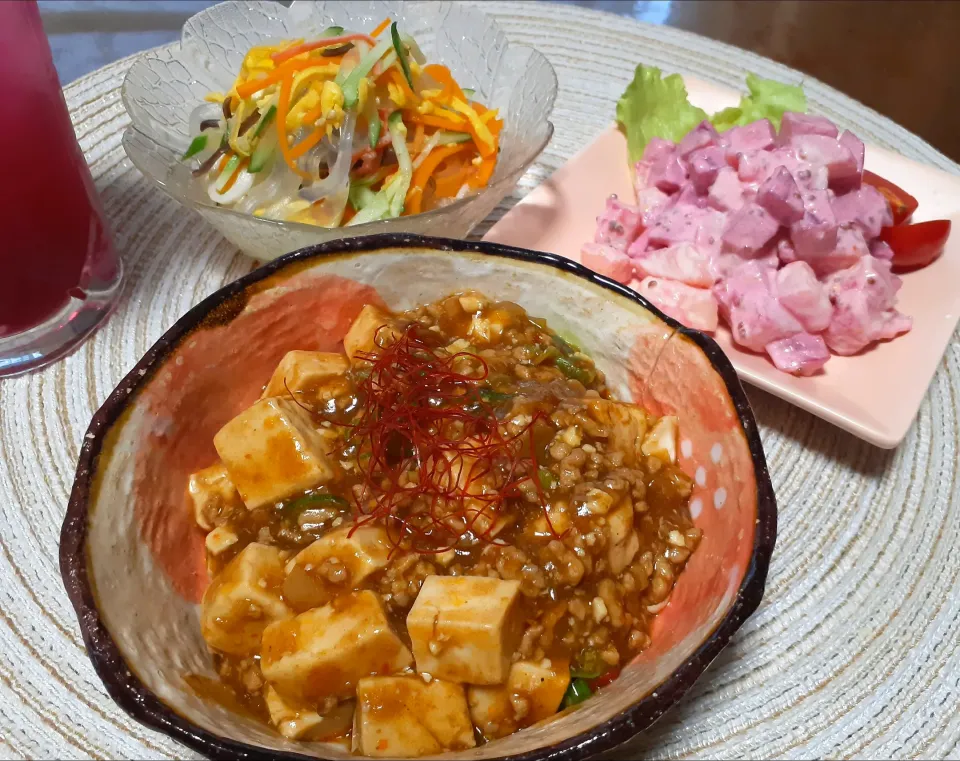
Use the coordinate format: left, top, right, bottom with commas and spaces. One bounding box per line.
214, 154, 240, 192
252, 104, 277, 138
436, 130, 472, 145
182, 134, 208, 160
369, 111, 382, 149
390, 22, 414, 88
248, 137, 275, 173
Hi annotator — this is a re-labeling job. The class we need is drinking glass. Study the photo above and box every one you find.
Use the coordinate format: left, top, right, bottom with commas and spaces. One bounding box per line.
0, 0, 123, 377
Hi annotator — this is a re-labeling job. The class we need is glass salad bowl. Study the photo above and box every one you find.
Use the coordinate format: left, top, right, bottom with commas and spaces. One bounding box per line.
121, 0, 558, 262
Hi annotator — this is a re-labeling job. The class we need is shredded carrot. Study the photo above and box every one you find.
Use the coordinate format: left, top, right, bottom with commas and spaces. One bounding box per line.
433, 156, 474, 197
236, 58, 334, 99
289, 127, 325, 160
271, 34, 376, 64
412, 124, 425, 153
219, 157, 249, 194
342, 202, 358, 224
406, 112, 468, 132
276, 75, 312, 179
405, 143, 470, 215
370, 17, 391, 38
421, 64, 466, 102
470, 155, 496, 189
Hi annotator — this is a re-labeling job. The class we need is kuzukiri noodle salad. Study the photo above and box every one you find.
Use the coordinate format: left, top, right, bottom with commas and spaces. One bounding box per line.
180, 17, 503, 227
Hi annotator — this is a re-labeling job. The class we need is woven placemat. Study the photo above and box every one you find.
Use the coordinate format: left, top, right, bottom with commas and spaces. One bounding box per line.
2, 3, 959, 758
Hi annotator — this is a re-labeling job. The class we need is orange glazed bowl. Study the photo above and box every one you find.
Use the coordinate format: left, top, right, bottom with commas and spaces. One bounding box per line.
61, 234, 776, 760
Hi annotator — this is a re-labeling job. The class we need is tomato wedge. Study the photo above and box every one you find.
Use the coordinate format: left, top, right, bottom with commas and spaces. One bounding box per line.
862, 170, 919, 226
881, 219, 951, 271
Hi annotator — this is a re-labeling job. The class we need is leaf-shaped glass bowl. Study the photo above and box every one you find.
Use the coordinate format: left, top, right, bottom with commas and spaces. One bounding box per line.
121, 0, 557, 262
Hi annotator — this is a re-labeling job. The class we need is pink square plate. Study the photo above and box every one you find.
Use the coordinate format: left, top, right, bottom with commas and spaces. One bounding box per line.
484, 76, 960, 449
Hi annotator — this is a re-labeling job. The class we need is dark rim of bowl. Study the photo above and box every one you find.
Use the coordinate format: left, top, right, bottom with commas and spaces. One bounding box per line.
60, 233, 777, 761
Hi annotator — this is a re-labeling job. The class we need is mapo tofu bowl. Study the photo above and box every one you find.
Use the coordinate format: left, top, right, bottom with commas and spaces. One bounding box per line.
61, 235, 776, 760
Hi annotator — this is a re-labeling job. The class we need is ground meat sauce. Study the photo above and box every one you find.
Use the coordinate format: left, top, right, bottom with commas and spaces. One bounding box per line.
190, 292, 700, 755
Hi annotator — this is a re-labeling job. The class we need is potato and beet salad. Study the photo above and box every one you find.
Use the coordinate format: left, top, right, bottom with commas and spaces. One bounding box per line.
188, 293, 700, 757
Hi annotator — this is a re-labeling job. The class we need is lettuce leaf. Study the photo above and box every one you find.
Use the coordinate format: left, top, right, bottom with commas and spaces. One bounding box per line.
616, 64, 708, 164
710, 74, 807, 132
615, 66, 807, 160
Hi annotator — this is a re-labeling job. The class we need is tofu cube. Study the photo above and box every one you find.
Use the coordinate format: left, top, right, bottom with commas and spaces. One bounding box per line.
641, 415, 679, 463
214, 397, 339, 510
260, 590, 412, 702
264, 686, 355, 741
201, 543, 290, 656
344, 305, 399, 363
406, 576, 523, 685
605, 499, 639, 575
586, 399, 649, 467
261, 351, 350, 401
353, 676, 475, 757
188, 462, 242, 530
468, 659, 571, 740
283, 524, 393, 611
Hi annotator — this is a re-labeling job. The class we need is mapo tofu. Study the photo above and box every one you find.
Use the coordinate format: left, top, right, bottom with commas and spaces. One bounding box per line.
188, 292, 702, 757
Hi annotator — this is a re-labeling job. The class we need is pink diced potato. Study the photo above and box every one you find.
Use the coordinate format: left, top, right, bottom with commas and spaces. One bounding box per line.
713, 250, 779, 281
791, 134, 859, 188
634, 277, 719, 333
693, 209, 727, 257
626, 230, 651, 258
647, 205, 725, 247
594, 195, 643, 252
649, 155, 687, 193
635, 186, 671, 226
824, 291, 912, 355
738, 151, 775, 183
809, 225, 870, 277
725, 119, 775, 161
834, 130, 865, 192
687, 146, 727, 193
581, 242, 635, 284
726, 287, 804, 353
791, 190, 838, 261
713, 260, 776, 318
822, 255, 910, 354
838, 130, 865, 175
756, 166, 804, 225
777, 237, 798, 265
632, 242, 715, 288
777, 112, 839, 145
642, 137, 676, 165
831, 185, 893, 240
643, 138, 687, 192
826, 255, 901, 312
765, 333, 830, 376
708, 166, 745, 212
675, 183, 709, 208
775, 261, 833, 332
721, 203, 782, 256
677, 121, 720, 157
766, 149, 829, 192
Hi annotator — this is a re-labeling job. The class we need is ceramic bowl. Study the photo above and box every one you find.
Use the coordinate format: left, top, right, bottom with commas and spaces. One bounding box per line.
120, 0, 557, 262
61, 234, 777, 760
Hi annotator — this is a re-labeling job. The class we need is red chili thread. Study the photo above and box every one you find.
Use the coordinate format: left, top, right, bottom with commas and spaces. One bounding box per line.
341, 323, 557, 554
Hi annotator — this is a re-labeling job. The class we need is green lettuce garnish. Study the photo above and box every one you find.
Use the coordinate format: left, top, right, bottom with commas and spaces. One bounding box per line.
616, 65, 808, 162
711, 73, 807, 132
616, 64, 708, 164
